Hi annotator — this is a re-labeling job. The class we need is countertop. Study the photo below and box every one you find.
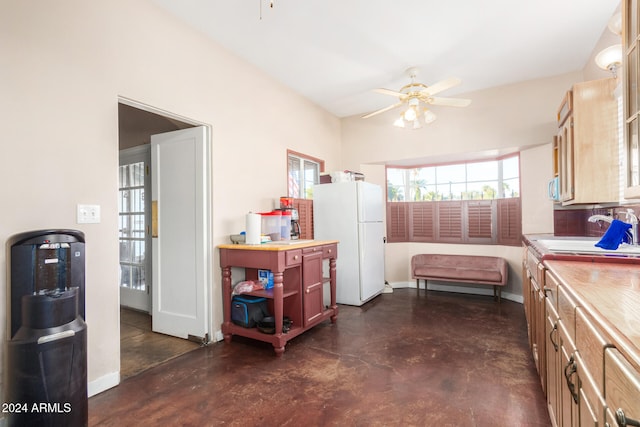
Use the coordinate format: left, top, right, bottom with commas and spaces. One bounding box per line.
218, 239, 339, 251
544, 260, 640, 370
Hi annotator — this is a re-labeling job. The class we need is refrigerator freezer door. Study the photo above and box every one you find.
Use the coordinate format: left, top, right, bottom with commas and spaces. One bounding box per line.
358, 221, 385, 302
356, 182, 384, 223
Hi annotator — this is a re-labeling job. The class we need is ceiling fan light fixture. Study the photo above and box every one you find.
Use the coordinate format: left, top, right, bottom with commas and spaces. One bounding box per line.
424, 110, 436, 124
403, 106, 417, 121
363, 68, 470, 129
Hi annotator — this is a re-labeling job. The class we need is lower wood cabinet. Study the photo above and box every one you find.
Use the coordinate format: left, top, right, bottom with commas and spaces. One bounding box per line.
302, 248, 324, 327
546, 298, 561, 425
605, 348, 640, 427
534, 263, 640, 427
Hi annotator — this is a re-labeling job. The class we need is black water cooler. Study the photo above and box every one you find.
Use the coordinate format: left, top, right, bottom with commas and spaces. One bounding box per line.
5, 230, 87, 427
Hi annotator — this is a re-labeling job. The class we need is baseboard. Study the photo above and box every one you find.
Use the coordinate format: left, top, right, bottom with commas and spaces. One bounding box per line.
88, 371, 120, 397
387, 281, 523, 304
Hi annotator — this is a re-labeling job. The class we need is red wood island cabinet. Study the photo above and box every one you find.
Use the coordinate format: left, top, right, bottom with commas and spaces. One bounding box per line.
219, 240, 338, 356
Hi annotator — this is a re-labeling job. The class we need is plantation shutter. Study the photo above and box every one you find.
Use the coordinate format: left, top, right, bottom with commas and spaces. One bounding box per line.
437, 201, 463, 242
409, 202, 435, 241
467, 200, 495, 243
497, 198, 522, 246
386, 202, 408, 242
293, 198, 314, 240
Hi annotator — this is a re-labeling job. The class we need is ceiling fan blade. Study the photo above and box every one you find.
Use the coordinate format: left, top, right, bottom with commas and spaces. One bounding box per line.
427, 96, 471, 107
422, 77, 461, 96
361, 102, 403, 119
374, 88, 406, 98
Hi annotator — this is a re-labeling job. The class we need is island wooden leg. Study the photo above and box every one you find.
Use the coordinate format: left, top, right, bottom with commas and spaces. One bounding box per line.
329, 257, 338, 323
272, 270, 285, 356
221, 265, 233, 342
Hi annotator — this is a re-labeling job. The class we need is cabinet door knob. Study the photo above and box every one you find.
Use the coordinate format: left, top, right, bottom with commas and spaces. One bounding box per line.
549, 323, 559, 352
564, 355, 578, 405
294, 255, 299, 260
616, 408, 640, 427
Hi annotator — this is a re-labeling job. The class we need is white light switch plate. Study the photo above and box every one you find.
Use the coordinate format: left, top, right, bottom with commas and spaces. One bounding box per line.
77, 204, 101, 224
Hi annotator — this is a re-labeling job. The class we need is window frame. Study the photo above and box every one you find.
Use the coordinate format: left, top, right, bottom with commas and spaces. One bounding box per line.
287, 150, 325, 200
385, 154, 522, 246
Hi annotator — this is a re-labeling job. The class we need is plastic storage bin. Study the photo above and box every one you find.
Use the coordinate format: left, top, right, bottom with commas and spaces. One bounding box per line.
261, 211, 282, 241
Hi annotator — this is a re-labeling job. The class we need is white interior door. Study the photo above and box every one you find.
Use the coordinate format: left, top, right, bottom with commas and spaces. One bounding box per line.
151, 126, 211, 341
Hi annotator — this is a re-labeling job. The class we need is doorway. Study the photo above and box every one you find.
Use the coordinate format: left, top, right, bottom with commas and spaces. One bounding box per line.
117, 100, 209, 379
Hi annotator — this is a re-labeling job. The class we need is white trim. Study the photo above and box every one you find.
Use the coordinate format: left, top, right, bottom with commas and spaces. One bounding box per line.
387, 281, 523, 304
88, 371, 120, 397
118, 96, 206, 127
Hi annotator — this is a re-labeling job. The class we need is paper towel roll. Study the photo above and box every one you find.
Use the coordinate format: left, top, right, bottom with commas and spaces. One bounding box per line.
245, 212, 261, 245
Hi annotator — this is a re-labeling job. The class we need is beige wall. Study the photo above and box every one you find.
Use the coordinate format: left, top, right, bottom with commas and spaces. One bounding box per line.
1, 0, 341, 396
340, 72, 588, 299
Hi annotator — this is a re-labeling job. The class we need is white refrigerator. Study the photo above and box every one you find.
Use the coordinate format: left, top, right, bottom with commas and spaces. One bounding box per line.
313, 181, 385, 306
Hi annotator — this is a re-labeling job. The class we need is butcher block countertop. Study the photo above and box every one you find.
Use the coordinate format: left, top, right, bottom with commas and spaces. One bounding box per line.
218, 239, 339, 251
544, 260, 640, 370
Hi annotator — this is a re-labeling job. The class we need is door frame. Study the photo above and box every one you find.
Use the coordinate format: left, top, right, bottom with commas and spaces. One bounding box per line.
117, 96, 214, 342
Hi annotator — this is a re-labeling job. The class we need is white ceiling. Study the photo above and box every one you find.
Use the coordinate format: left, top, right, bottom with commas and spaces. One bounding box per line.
152, 0, 620, 118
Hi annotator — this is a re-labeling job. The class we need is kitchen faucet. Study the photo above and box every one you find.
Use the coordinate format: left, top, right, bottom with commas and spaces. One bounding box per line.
587, 214, 613, 224
588, 209, 639, 245
625, 208, 639, 246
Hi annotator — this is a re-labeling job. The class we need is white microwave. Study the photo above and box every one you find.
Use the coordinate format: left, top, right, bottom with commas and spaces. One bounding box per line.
548, 177, 560, 201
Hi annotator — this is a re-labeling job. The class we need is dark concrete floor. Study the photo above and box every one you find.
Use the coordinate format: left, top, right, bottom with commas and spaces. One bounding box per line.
91, 289, 551, 426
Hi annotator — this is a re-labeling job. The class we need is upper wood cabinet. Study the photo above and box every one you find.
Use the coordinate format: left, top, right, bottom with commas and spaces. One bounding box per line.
556, 78, 620, 205
624, 0, 640, 198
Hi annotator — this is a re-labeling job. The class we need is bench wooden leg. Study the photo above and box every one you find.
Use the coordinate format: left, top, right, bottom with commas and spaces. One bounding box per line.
493, 285, 502, 304
416, 279, 428, 295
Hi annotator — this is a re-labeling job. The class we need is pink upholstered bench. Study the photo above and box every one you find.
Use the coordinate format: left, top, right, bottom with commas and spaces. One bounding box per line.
411, 254, 508, 302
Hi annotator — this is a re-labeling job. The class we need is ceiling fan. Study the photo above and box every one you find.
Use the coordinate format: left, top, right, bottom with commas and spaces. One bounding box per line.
362, 67, 471, 128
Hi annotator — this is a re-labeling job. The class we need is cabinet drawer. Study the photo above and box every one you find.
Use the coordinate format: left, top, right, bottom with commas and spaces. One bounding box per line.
558, 284, 578, 342
575, 307, 610, 392
604, 348, 640, 427
286, 249, 302, 266
302, 246, 322, 254
544, 270, 560, 311
526, 249, 541, 282
322, 243, 337, 259
576, 352, 606, 427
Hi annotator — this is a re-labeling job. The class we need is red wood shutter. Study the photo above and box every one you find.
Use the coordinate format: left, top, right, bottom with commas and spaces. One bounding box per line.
409, 202, 435, 242
437, 201, 463, 242
293, 198, 314, 240
386, 202, 408, 242
497, 198, 522, 246
467, 200, 494, 243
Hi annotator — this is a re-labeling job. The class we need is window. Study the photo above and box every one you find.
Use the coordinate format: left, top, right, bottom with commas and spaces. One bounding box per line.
287, 150, 323, 199
386, 155, 521, 245
387, 157, 520, 202
118, 161, 148, 291
287, 150, 325, 239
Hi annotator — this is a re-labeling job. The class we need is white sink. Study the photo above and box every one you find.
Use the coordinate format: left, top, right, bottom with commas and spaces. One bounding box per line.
536, 239, 640, 255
